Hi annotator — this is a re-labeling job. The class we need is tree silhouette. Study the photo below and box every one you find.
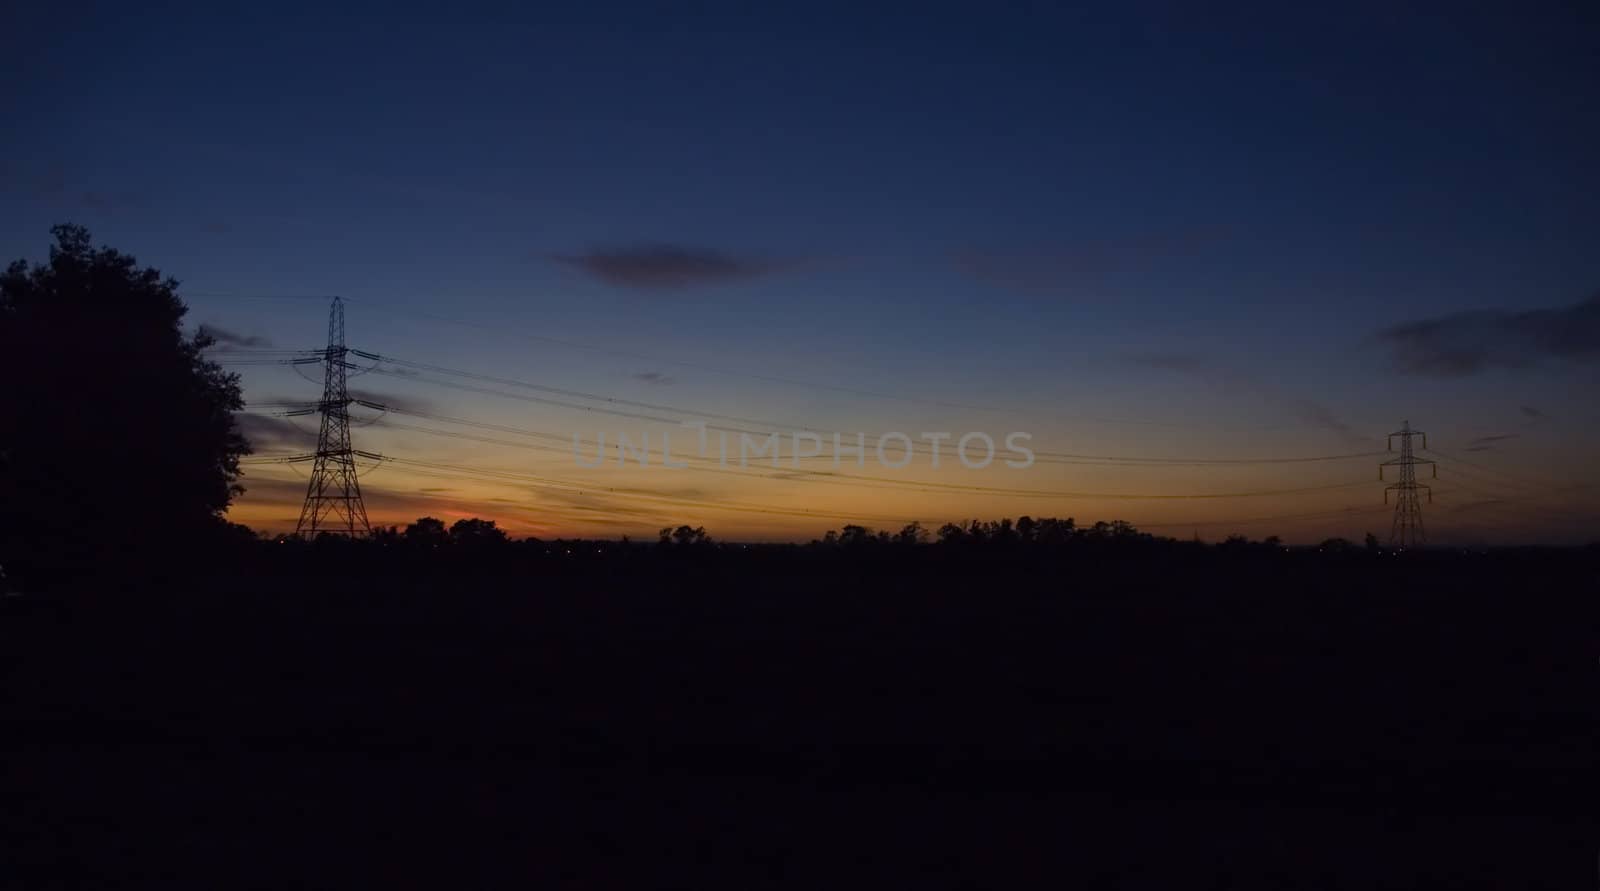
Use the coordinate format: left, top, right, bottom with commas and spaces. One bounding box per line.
404, 517, 450, 548
896, 521, 927, 545
838, 524, 873, 547
0, 224, 248, 576
450, 518, 508, 547
659, 525, 712, 547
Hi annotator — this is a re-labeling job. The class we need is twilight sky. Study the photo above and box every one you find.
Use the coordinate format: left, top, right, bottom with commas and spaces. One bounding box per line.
4, 2, 1597, 543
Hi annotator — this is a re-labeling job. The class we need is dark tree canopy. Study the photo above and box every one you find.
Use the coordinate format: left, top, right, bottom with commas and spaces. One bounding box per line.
403, 517, 450, 548
449, 518, 508, 547
0, 224, 248, 572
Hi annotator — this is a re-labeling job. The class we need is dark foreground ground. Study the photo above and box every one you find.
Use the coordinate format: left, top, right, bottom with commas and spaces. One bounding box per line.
3, 545, 1596, 888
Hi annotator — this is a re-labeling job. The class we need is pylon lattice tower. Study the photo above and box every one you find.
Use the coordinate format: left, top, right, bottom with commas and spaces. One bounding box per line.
1379, 420, 1435, 549
295, 297, 371, 538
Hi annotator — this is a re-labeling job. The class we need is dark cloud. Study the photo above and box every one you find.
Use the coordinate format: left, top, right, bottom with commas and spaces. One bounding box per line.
418, 487, 456, 493
1378, 292, 1600, 376
259, 393, 315, 407
550, 245, 788, 290
1130, 353, 1209, 375
1127, 352, 1368, 443
347, 389, 437, 415
1447, 498, 1511, 513
530, 487, 671, 521
529, 483, 716, 521
1287, 399, 1362, 441
631, 371, 675, 386
1520, 405, 1545, 419
233, 412, 316, 451
253, 388, 437, 416
225, 476, 309, 512
199, 324, 272, 349
227, 474, 550, 536
1467, 434, 1519, 450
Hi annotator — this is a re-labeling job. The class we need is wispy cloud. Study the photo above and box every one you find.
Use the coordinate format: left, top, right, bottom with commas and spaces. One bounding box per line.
1520, 405, 1545, 419
226, 475, 556, 536
347, 389, 437, 415
531, 488, 673, 522
550, 244, 790, 290
1378, 292, 1600, 376
375, 364, 422, 377
255, 389, 437, 416
199, 324, 272, 350
1466, 433, 1519, 452
1447, 498, 1513, 513
631, 371, 676, 386
233, 412, 315, 451
527, 483, 719, 522
1128, 351, 1368, 443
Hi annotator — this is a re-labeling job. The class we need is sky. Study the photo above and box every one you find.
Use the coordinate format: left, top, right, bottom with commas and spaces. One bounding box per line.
4, 2, 1598, 543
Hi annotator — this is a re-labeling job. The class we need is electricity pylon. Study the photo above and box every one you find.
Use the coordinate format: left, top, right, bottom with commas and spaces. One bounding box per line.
1379, 420, 1435, 549
295, 297, 371, 538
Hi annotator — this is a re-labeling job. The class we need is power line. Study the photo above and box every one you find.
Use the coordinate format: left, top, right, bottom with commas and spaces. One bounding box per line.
378, 418, 1372, 499
334, 400, 1376, 473
354, 352, 1386, 467
250, 438, 1372, 503
188, 292, 1343, 433
1134, 505, 1389, 529
1424, 446, 1571, 490
365, 456, 924, 525
214, 299, 1591, 541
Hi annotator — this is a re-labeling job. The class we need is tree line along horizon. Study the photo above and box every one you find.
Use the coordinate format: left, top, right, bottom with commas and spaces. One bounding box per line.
267, 514, 1388, 556
0, 224, 1514, 568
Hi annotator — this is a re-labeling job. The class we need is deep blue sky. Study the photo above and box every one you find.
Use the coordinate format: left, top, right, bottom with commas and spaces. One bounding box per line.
4, 2, 1597, 541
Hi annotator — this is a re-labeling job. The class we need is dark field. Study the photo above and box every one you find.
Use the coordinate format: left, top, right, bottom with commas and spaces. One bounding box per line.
4, 546, 1596, 888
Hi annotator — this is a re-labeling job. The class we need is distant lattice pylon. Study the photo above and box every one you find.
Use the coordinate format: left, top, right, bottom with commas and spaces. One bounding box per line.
1379, 420, 1435, 549
294, 297, 371, 538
